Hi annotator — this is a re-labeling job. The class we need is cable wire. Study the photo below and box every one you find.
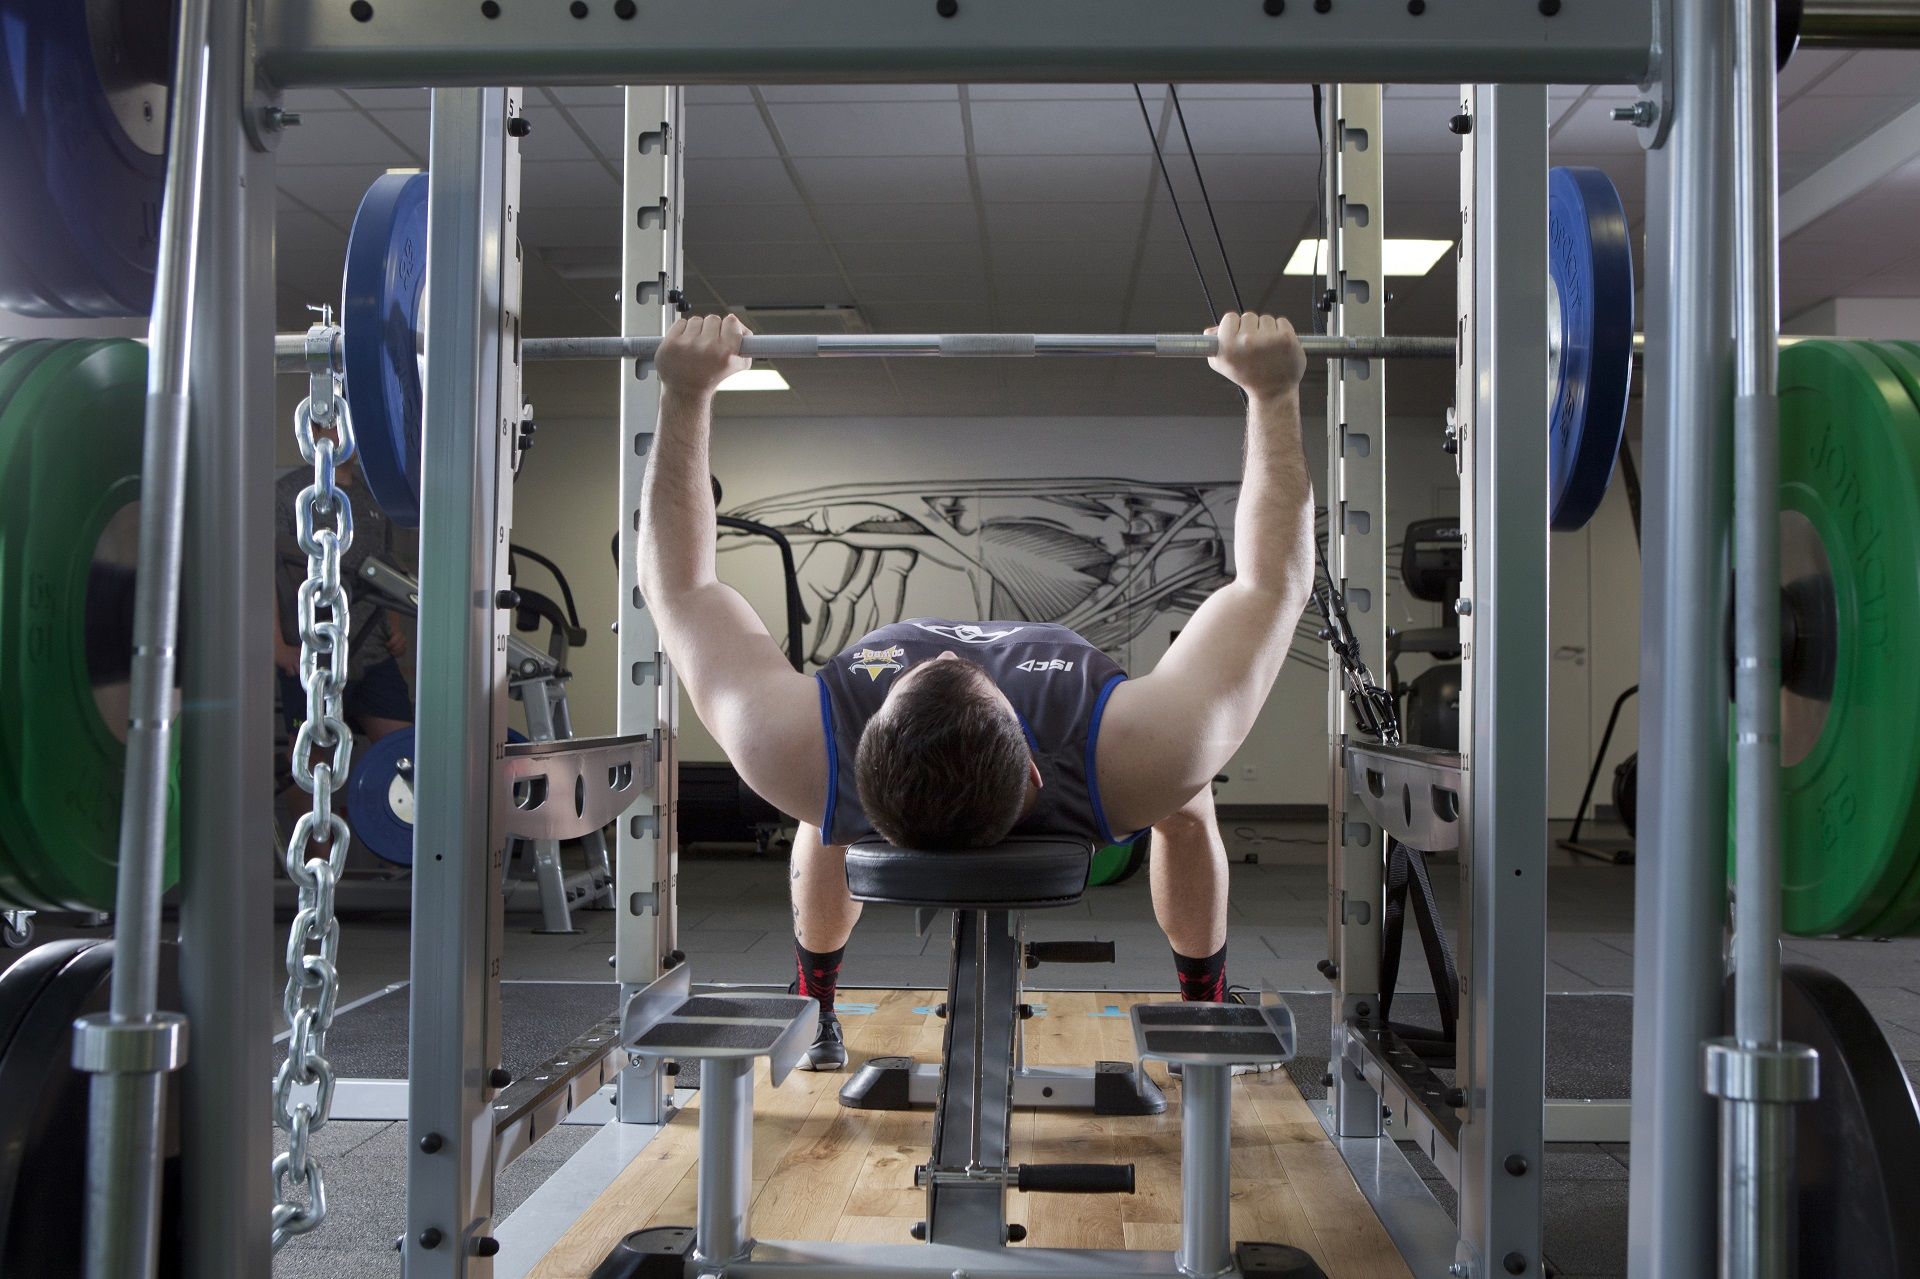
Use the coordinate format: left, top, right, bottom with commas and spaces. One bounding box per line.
1133, 84, 1220, 326
1166, 85, 1245, 314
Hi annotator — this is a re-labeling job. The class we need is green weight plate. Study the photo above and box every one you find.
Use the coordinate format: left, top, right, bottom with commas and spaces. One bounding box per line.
0, 340, 178, 912
1842, 339, 1920, 937
0, 339, 87, 911
1755, 340, 1920, 936
1088, 839, 1130, 886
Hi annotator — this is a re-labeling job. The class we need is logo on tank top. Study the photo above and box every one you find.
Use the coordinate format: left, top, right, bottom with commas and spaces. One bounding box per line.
910, 622, 1025, 645
849, 645, 907, 681
1016, 658, 1074, 673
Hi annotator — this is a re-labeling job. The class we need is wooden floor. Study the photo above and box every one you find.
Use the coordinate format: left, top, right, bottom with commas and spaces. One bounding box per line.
530, 990, 1413, 1278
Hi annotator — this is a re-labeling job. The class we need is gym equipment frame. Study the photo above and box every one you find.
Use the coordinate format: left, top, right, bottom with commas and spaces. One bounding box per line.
69, 1, 1920, 1277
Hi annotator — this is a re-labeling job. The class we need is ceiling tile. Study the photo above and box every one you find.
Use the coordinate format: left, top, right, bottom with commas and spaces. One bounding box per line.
993, 299, 1128, 331
683, 104, 780, 159
685, 158, 801, 204
687, 87, 755, 104
1836, 251, 1920, 297
1173, 83, 1316, 100
1550, 99, 1646, 152
846, 273, 991, 303
281, 89, 355, 112
545, 85, 626, 109
1143, 200, 1305, 244
860, 301, 995, 330
275, 113, 419, 167
969, 98, 1160, 156
985, 202, 1155, 241
1778, 49, 1849, 100
883, 362, 1012, 413
691, 241, 844, 277
1386, 84, 1467, 101
1387, 201, 1467, 239
278, 163, 395, 217
1786, 186, 1920, 248
704, 274, 856, 308
342, 88, 430, 111
791, 156, 976, 204
518, 205, 623, 251
1780, 94, 1917, 156
1384, 98, 1472, 154
1386, 153, 1463, 203
990, 271, 1129, 306
813, 202, 982, 241
1160, 155, 1319, 203
1802, 50, 1918, 97
992, 239, 1140, 275
518, 159, 620, 209
683, 203, 818, 243
562, 106, 628, 161
521, 103, 600, 161
766, 101, 966, 157
966, 84, 1154, 101
1148, 95, 1322, 154
835, 240, 986, 275
1779, 238, 1881, 312
759, 85, 960, 102
974, 154, 1155, 203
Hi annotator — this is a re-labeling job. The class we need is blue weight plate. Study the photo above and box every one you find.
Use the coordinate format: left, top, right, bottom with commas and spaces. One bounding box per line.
349, 727, 418, 866
1546, 166, 1636, 532
347, 726, 527, 866
342, 172, 430, 527
0, 0, 169, 317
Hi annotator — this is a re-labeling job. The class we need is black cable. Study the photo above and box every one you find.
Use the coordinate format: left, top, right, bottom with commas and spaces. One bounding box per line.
1133, 84, 1219, 326
1311, 86, 1330, 334
1166, 85, 1244, 314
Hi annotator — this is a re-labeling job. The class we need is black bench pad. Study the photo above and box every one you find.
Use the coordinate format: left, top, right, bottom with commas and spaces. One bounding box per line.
844, 836, 1092, 909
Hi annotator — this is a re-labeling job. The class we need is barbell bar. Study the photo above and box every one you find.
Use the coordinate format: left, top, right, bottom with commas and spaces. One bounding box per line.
270, 328, 1835, 375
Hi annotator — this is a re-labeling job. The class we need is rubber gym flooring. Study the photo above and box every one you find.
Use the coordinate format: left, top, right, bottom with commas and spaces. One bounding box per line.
17, 819, 1920, 1277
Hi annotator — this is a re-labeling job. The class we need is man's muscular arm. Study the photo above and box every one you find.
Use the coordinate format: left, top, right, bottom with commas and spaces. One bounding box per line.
638, 315, 827, 824
1097, 313, 1316, 833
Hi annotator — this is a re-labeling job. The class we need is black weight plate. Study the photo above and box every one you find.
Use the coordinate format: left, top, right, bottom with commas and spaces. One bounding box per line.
0, 939, 95, 1069
1779, 965, 1920, 1278
0, 940, 181, 1276
0, 0, 170, 316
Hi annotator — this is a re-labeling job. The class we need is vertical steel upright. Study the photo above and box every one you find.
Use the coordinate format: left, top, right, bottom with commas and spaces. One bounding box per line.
405, 86, 524, 1276
1628, 0, 1736, 1272
1324, 83, 1388, 1140
614, 85, 686, 1126
1454, 84, 1549, 1279
177, 0, 275, 1270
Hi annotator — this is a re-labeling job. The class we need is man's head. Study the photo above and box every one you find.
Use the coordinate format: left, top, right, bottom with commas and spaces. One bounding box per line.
854, 653, 1037, 850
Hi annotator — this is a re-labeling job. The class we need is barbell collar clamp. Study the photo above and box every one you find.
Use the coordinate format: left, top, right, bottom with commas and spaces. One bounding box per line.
71, 1011, 190, 1075
1701, 1038, 1820, 1104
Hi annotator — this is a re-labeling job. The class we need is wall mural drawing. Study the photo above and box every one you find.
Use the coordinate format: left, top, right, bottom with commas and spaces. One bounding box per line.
717, 476, 1335, 673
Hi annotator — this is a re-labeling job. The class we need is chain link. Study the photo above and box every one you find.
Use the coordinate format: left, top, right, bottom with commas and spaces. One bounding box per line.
273, 317, 356, 1250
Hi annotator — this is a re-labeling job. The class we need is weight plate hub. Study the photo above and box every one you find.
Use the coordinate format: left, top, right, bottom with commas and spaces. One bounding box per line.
348, 726, 526, 866
0, 0, 169, 317
1546, 166, 1635, 533
1761, 340, 1920, 936
343, 171, 430, 527
0, 340, 179, 912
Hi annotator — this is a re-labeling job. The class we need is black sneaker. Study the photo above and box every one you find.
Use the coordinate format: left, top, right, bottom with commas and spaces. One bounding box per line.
800, 1007, 847, 1071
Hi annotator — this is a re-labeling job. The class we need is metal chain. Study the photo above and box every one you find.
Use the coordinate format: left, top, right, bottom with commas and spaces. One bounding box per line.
272, 315, 356, 1250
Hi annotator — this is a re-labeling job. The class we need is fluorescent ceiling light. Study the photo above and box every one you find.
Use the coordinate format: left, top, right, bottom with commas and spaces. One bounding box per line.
718, 368, 790, 392
1283, 238, 1454, 277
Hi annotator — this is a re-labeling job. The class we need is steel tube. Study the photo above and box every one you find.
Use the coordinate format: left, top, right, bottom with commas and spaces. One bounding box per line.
1627, 0, 1737, 1273
176, 0, 276, 1266
1177, 1063, 1233, 1279
1798, 0, 1920, 45
694, 1057, 755, 1265
83, 0, 213, 1272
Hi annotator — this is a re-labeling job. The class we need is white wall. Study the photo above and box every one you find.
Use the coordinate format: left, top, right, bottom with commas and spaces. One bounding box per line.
1787, 296, 1920, 339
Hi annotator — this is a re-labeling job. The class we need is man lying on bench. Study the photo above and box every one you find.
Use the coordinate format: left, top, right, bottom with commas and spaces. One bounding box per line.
637, 312, 1315, 1070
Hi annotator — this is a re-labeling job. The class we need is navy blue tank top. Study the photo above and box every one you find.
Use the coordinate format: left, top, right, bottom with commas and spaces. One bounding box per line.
814, 619, 1130, 848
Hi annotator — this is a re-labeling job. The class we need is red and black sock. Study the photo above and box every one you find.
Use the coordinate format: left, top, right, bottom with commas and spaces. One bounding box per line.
795, 942, 846, 1016
1173, 943, 1228, 1003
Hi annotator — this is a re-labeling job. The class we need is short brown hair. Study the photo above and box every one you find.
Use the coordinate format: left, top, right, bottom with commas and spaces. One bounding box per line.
854, 658, 1030, 850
